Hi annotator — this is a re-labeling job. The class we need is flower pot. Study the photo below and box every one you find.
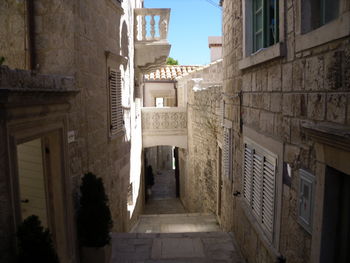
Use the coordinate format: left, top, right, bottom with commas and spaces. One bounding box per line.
147, 187, 152, 196
80, 245, 111, 263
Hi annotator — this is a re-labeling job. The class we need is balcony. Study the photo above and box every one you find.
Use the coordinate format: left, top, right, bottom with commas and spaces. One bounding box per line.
141, 107, 187, 149
134, 8, 171, 73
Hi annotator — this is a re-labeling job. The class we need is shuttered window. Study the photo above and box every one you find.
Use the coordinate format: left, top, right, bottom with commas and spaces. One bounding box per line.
109, 68, 123, 136
222, 127, 232, 180
243, 141, 276, 240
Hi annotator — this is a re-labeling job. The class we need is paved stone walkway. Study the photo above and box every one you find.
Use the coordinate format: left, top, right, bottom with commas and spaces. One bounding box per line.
111, 214, 245, 262
144, 198, 186, 214
131, 213, 220, 233
111, 232, 244, 262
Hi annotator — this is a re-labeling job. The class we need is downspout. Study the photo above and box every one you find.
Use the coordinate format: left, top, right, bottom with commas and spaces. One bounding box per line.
25, 0, 35, 70
174, 81, 178, 107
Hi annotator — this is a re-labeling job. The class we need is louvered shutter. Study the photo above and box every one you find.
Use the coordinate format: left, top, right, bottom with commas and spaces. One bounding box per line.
223, 127, 232, 179
261, 155, 276, 237
251, 152, 263, 219
243, 144, 253, 203
109, 68, 123, 135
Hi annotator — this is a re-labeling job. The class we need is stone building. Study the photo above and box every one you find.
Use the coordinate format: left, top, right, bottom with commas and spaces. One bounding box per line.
0, 0, 170, 262
179, 0, 350, 262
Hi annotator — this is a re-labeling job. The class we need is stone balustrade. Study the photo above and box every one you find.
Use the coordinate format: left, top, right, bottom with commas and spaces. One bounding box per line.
141, 107, 187, 149
134, 8, 170, 42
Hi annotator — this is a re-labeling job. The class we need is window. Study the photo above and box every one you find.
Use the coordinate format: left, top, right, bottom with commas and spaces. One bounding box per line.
252, 0, 279, 52
239, 0, 283, 69
108, 67, 124, 136
222, 127, 232, 180
243, 140, 276, 240
303, 0, 339, 33
298, 169, 315, 233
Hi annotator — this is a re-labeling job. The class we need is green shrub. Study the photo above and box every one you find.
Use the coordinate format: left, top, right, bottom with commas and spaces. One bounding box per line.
16, 215, 59, 263
77, 172, 113, 247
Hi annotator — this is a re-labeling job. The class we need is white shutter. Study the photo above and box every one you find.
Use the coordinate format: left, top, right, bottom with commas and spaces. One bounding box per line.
223, 127, 232, 179
243, 144, 253, 203
251, 152, 263, 219
261, 155, 276, 237
109, 68, 123, 135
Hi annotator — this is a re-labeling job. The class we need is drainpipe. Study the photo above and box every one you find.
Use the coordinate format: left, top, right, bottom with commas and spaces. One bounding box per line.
174, 81, 178, 107
25, 0, 35, 70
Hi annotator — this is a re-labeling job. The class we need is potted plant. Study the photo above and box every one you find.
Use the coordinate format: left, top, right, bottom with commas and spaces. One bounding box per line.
77, 172, 113, 263
16, 215, 59, 263
145, 165, 155, 197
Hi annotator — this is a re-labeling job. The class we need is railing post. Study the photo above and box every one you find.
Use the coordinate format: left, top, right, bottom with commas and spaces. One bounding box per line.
142, 15, 146, 41
150, 15, 156, 39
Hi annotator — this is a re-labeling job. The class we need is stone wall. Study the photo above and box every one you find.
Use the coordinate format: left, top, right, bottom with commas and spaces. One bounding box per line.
177, 61, 223, 213
221, 0, 350, 262
0, 0, 144, 250
0, 0, 26, 69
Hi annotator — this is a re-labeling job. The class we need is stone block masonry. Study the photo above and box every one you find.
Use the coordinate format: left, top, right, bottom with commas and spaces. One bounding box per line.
220, 0, 350, 263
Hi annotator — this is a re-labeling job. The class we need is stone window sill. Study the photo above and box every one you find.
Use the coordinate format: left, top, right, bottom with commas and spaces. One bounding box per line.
296, 11, 350, 52
238, 43, 284, 70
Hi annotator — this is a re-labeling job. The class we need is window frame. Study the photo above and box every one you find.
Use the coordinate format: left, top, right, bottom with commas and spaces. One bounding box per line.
239, 0, 284, 70
105, 51, 128, 139
298, 169, 315, 234
295, 0, 350, 52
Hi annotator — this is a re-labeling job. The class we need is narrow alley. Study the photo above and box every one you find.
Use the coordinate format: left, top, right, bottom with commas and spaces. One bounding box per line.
1, 0, 349, 263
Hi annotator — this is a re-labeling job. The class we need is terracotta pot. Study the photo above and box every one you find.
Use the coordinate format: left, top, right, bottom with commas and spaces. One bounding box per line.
80, 245, 111, 263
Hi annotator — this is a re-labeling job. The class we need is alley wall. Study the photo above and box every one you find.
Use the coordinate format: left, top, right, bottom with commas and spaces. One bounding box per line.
177, 60, 223, 214
221, 1, 350, 263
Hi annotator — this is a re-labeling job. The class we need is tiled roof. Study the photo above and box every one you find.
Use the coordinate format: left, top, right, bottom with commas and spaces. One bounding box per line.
144, 65, 201, 81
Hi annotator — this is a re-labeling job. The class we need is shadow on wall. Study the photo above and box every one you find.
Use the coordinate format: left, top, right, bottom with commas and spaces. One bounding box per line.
121, 21, 129, 58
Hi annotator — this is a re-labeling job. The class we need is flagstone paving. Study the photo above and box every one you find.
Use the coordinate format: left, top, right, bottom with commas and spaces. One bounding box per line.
111, 213, 245, 263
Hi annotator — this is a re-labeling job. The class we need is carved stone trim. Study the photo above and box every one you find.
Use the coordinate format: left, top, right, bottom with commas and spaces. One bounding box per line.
302, 121, 350, 152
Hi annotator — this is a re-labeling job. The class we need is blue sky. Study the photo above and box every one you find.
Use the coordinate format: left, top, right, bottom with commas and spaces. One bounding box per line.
144, 0, 222, 65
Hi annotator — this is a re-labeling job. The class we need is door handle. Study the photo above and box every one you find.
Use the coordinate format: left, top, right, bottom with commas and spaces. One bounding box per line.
21, 199, 29, 203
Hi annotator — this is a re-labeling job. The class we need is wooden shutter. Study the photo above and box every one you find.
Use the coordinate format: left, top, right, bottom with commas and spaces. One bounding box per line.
109, 68, 123, 135
223, 127, 232, 180
243, 144, 253, 203
251, 152, 263, 219
261, 155, 276, 236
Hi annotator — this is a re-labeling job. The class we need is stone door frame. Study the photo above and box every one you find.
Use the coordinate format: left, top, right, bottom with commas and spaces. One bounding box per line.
6, 115, 75, 263
303, 123, 350, 263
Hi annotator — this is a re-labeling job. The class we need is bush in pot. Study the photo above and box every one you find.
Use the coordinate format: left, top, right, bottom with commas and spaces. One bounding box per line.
77, 172, 113, 263
16, 215, 59, 263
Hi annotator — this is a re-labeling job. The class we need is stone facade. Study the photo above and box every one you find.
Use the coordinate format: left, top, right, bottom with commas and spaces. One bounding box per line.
0, 0, 158, 262
177, 60, 223, 214
218, 0, 350, 262
0, 0, 26, 69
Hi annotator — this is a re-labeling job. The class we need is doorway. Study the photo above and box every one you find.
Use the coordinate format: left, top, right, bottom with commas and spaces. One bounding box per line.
17, 138, 49, 227
320, 167, 350, 263
217, 146, 222, 217
15, 131, 70, 263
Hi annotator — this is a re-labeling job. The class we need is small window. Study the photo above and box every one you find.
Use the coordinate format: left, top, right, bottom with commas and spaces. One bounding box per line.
252, 0, 279, 52
108, 67, 124, 136
298, 169, 315, 233
155, 97, 164, 108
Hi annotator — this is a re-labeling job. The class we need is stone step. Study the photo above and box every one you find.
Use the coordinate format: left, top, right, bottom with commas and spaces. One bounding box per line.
131, 213, 221, 233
